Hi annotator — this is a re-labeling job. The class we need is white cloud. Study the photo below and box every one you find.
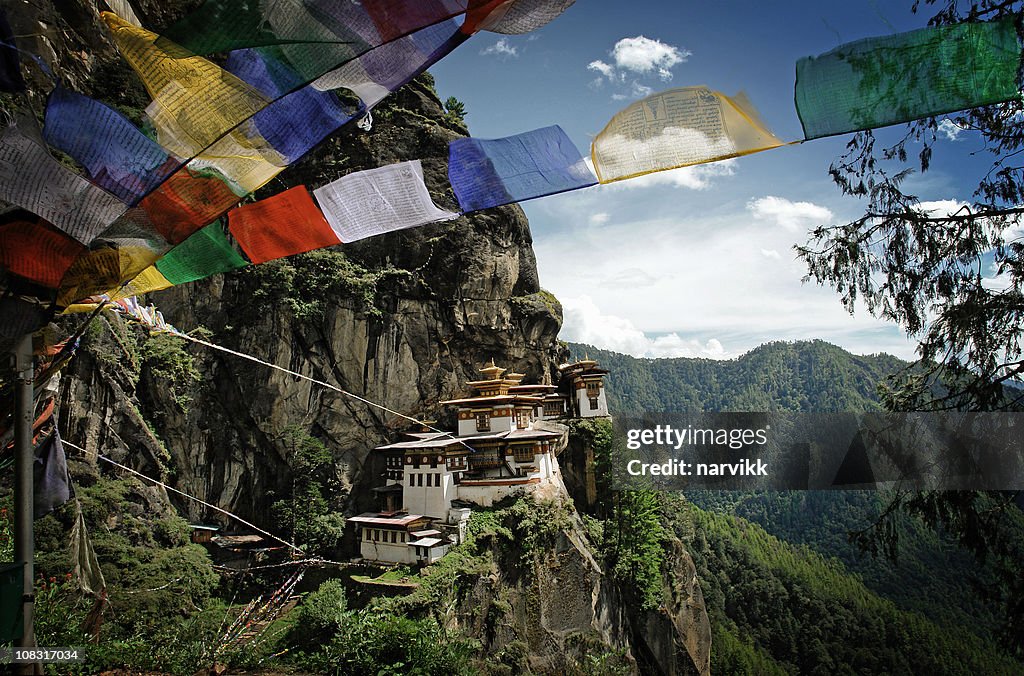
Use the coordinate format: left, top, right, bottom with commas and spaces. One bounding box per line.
748, 195, 834, 232
1001, 216, 1024, 243
589, 212, 610, 225
610, 36, 690, 79
917, 199, 968, 217
561, 295, 730, 359
530, 200, 919, 361
761, 248, 781, 260
588, 35, 690, 100
480, 38, 518, 58
937, 118, 964, 142
587, 60, 615, 79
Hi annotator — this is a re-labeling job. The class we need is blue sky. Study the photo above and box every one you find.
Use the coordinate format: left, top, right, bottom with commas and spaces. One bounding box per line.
430, 1, 1001, 361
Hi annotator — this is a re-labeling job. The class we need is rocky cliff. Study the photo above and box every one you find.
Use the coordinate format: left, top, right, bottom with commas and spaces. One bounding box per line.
7, 2, 714, 672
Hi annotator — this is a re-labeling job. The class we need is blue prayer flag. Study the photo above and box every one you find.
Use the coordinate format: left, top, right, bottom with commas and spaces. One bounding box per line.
448, 124, 596, 212
43, 87, 179, 205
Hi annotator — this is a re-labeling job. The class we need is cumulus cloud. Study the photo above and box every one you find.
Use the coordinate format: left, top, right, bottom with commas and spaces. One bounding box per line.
611, 36, 690, 79
480, 38, 518, 58
589, 212, 610, 225
937, 118, 964, 141
747, 195, 833, 232
560, 295, 730, 359
587, 60, 615, 79
588, 35, 690, 100
1001, 216, 1024, 243
917, 199, 968, 217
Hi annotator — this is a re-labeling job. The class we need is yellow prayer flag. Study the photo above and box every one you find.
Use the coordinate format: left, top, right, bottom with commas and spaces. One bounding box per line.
591, 86, 787, 184
108, 265, 173, 301
101, 12, 271, 159
190, 127, 288, 195
57, 245, 157, 307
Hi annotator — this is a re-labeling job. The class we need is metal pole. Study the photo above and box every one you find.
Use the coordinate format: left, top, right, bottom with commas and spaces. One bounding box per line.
13, 332, 36, 671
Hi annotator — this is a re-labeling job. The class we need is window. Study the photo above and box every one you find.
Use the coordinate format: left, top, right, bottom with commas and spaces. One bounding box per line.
516, 410, 529, 429
586, 381, 601, 396
409, 473, 414, 486
364, 529, 371, 541
476, 412, 490, 431
514, 446, 534, 463
391, 531, 397, 543
401, 532, 406, 543
589, 397, 599, 410
373, 530, 379, 541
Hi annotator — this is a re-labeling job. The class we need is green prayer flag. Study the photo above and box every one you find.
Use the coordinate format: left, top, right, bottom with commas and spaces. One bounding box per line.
155, 221, 248, 285
795, 18, 1021, 140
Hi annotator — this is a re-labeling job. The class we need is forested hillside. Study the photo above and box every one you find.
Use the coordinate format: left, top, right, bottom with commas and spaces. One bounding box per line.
568, 340, 904, 414
568, 340, 1023, 670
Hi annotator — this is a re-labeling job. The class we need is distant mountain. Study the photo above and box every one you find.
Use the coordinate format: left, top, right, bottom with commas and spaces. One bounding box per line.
568, 339, 1011, 646
566, 339, 906, 414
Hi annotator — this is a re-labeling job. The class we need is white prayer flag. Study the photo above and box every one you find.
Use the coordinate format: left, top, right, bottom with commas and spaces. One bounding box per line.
0, 120, 127, 244
313, 160, 458, 242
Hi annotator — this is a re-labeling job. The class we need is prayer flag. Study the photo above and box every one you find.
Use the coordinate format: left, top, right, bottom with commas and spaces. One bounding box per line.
108, 265, 173, 300
0, 212, 85, 289
0, 119, 128, 243
104, 0, 142, 27
465, 0, 576, 35
57, 245, 153, 307
449, 124, 596, 212
155, 221, 249, 286
162, 0, 472, 56
313, 160, 458, 242
591, 86, 786, 184
310, 21, 467, 107
228, 186, 340, 264
795, 18, 1021, 140
43, 86, 179, 205
137, 166, 242, 245
101, 12, 271, 160
251, 86, 359, 164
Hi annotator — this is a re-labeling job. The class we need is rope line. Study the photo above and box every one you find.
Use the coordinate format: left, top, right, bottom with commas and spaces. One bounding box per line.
61, 438, 303, 555
174, 331, 485, 457
178, 333, 436, 431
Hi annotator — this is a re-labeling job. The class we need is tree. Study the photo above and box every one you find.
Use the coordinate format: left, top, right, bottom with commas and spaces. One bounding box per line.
271, 426, 346, 556
795, 0, 1024, 654
443, 96, 467, 125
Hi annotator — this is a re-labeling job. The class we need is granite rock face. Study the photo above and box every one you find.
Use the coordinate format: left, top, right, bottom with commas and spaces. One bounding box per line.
14, 2, 712, 672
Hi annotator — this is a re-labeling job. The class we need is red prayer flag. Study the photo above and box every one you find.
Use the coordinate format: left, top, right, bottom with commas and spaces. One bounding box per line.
227, 186, 340, 264
0, 214, 85, 288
